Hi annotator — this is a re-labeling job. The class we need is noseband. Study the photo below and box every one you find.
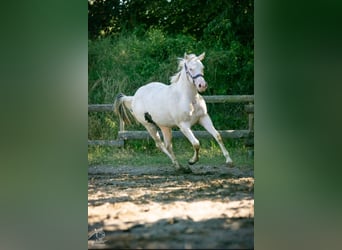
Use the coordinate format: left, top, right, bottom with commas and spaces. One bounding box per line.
184, 63, 204, 84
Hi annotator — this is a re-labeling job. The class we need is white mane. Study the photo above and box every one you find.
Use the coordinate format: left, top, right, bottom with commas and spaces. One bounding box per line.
170, 54, 197, 84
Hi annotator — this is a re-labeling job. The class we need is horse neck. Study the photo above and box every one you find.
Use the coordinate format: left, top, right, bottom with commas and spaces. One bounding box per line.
174, 69, 198, 100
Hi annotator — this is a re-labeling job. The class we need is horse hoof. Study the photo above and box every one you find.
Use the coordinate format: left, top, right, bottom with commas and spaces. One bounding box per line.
226, 161, 234, 168
177, 166, 193, 174
188, 158, 198, 165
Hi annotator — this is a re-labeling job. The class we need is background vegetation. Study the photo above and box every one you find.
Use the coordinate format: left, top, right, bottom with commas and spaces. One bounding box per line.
88, 0, 253, 158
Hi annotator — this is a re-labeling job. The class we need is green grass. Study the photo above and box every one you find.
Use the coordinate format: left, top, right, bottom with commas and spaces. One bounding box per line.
88, 139, 253, 168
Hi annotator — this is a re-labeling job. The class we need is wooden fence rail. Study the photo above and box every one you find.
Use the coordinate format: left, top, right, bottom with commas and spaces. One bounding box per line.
88, 95, 254, 147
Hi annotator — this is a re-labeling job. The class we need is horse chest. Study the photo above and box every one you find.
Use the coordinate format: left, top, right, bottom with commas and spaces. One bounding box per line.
173, 99, 205, 124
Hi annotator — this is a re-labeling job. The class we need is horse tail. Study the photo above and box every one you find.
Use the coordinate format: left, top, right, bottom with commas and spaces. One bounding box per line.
114, 93, 136, 126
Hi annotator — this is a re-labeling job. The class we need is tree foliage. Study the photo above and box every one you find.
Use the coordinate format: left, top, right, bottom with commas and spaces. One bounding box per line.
89, 0, 253, 44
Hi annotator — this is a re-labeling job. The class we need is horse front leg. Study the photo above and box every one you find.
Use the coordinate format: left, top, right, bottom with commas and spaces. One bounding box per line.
199, 115, 234, 167
178, 122, 200, 165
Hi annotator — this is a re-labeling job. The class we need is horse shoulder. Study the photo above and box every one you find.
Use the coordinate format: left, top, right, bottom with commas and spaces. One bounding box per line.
194, 94, 208, 116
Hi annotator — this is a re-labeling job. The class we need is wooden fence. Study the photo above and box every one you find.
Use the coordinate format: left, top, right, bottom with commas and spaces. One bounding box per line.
88, 95, 254, 147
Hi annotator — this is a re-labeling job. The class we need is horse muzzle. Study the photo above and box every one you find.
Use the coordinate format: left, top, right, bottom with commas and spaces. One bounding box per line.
195, 79, 207, 92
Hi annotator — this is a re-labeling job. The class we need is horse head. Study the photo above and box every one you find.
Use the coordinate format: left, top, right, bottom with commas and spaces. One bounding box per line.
184, 52, 207, 93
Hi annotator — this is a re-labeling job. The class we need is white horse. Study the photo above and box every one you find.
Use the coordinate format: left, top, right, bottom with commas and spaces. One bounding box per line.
114, 52, 233, 172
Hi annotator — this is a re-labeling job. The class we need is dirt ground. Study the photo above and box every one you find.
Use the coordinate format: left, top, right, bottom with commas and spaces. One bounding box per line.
88, 163, 254, 249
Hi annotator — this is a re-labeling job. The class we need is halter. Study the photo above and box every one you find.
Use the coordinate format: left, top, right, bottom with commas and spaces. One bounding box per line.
184, 63, 204, 84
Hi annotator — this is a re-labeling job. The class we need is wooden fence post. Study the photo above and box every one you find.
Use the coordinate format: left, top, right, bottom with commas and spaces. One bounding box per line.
119, 118, 125, 132
244, 102, 254, 158
119, 118, 125, 147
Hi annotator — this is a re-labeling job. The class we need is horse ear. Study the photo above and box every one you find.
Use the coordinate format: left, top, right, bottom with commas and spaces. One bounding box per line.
198, 52, 205, 61
184, 52, 188, 59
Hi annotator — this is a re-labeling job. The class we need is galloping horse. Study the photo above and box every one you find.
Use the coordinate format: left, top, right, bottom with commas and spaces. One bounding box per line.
114, 53, 233, 172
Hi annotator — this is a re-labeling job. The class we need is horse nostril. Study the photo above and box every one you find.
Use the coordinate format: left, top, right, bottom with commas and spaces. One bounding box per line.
199, 84, 202, 88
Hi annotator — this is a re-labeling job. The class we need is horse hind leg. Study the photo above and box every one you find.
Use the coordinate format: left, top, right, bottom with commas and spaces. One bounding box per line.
143, 123, 182, 170
159, 126, 192, 173
159, 126, 176, 159
199, 115, 234, 167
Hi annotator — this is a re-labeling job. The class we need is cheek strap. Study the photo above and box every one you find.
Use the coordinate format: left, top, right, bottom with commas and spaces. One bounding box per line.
184, 63, 204, 84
